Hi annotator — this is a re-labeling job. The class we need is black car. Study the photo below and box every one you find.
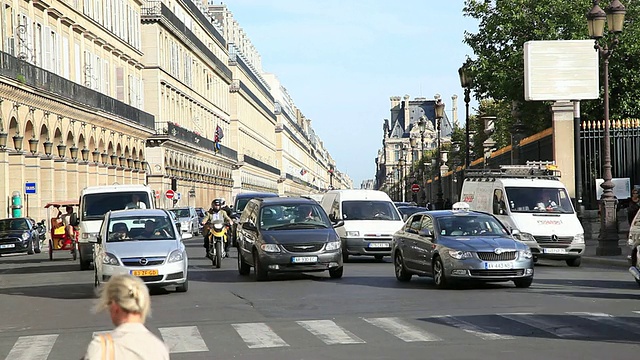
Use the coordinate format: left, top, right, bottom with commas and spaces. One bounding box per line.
236, 197, 344, 281
231, 192, 279, 245
0, 217, 41, 255
397, 206, 428, 220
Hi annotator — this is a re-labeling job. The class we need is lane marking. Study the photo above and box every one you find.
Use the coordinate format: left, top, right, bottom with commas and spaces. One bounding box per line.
568, 312, 640, 334
232, 323, 289, 349
432, 315, 514, 340
297, 320, 365, 345
499, 313, 589, 339
363, 317, 442, 342
159, 326, 209, 353
5, 334, 58, 360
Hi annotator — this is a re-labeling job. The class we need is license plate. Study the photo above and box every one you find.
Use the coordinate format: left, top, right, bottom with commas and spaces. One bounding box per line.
0, 244, 15, 249
483, 261, 514, 269
291, 256, 318, 263
130, 269, 159, 276
543, 248, 567, 254
368, 242, 389, 248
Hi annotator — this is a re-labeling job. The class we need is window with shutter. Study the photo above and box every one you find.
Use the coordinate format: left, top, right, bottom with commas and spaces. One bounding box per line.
62, 36, 70, 78
94, 54, 101, 91
43, 25, 51, 70
103, 59, 110, 95
74, 43, 81, 83
115, 67, 124, 101
84, 50, 91, 87
50, 29, 58, 73
35, 23, 42, 66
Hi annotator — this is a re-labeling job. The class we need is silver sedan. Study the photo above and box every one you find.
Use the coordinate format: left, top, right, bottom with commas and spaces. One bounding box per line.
392, 209, 534, 289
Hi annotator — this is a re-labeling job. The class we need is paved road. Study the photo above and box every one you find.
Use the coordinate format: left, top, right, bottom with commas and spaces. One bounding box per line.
0, 237, 639, 360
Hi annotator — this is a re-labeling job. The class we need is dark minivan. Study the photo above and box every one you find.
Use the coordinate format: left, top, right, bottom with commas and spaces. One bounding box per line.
231, 192, 279, 245
236, 197, 344, 281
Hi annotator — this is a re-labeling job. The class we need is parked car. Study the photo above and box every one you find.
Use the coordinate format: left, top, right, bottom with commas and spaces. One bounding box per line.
0, 217, 41, 255
392, 204, 534, 289
236, 197, 344, 281
92, 209, 190, 292
168, 207, 199, 236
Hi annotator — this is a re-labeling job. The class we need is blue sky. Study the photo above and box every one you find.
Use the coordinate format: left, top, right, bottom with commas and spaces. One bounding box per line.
225, 0, 479, 187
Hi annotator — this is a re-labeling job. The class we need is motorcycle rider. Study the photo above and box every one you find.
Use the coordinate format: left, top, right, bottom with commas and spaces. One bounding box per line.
201, 199, 232, 258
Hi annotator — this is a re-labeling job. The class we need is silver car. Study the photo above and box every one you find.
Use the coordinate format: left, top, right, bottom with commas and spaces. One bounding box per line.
169, 207, 199, 236
392, 209, 534, 289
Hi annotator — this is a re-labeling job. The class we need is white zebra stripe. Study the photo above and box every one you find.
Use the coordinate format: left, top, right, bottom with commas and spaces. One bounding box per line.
363, 317, 442, 342
432, 315, 514, 340
232, 323, 289, 349
297, 320, 365, 345
568, 312, 640, 333
499, 313, 589, 339
159, 326, 209, 353
5, 334, 58, 360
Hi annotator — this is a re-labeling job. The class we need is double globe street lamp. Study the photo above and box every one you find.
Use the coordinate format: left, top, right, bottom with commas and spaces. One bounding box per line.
458, 58, 474, 169
586, 0, 625, 256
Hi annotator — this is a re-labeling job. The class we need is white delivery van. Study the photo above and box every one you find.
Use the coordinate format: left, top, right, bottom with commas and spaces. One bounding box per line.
460, 161, 585, 267
321, 189, 405, 262
71, 184, 155, 270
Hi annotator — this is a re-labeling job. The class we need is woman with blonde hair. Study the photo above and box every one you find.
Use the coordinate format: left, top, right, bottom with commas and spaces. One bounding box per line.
82, 274, 170, 360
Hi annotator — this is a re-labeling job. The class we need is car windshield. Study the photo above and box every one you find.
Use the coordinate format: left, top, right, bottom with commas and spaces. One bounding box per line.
505, 187, 574, 214
0, 219, 29, 231
82, 192, 151, 220
437, 215, 509, 237
341, 201, 401, 221
107, 215, 175, 242
169, 208, 191, 218
259, 203, 331, 230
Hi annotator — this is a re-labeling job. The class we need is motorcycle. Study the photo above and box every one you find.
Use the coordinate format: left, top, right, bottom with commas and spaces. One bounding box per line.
207, 219, 227, 268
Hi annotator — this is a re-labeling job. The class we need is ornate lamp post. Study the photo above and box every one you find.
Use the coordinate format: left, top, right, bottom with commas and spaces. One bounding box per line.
458, 58, 473, 168
587, 0, 625, 256
434, 97, 445, 210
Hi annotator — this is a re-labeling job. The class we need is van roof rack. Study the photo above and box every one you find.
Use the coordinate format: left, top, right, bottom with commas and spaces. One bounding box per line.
464, 161, 561, 180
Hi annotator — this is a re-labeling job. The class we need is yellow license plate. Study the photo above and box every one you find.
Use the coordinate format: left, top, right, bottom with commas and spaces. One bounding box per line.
131, 269, 159, 276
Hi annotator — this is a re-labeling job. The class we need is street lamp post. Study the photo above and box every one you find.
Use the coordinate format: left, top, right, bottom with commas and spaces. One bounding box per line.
434, 97, 445, 210
587, 0, 625, 256
417, 116, 427, 206
458, 58, 473, 168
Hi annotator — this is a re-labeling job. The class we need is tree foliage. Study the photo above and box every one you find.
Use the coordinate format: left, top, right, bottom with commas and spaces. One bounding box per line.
462, 0, 640, 144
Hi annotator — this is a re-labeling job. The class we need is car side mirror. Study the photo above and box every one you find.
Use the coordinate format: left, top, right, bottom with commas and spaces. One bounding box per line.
511, 229, 521, 236
243, 222, 257, 231
176, 223, 181, 231
93, 234, 102, 244
333, 220, 345, 228
70, 213, 79, 227
418, 228, 434, 238
329, 214, 339, 222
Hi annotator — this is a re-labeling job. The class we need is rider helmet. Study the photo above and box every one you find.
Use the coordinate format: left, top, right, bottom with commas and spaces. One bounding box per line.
212, 199, 222, 207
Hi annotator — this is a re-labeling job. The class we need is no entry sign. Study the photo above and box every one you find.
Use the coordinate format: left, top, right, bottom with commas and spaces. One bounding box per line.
165, 189, 176, 199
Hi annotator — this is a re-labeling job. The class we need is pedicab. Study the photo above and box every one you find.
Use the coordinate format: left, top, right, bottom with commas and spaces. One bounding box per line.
44, 200, 79, 261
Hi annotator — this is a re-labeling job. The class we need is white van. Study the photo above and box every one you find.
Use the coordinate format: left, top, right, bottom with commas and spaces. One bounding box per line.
71, 184, 155, 270
460, 162, 585, 267
320, 189, 404, 262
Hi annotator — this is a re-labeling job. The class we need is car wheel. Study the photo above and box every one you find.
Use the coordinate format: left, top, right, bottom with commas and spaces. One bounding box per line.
342, 248, 349, 263
94, 268, 100, 288
329, 266, 343, 279
238, 250, 251, 275
394, 252, 412, 282
27, 240, 35, 255
34, 239, 41, 254
176, 278, 189, 293
566, 257, 581, 267
253, 251, 268, 281
79, 249, 91, 270
432, 257, 449, 289
48, 239, 53, 261
636, 278, 640, 288
514, 277, 533, 288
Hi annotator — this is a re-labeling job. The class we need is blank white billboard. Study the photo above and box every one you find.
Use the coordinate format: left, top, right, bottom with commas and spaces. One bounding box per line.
524, 40, 599, 101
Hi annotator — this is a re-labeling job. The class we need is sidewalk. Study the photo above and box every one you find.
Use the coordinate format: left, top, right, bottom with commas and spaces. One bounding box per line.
581, 238, 630, 268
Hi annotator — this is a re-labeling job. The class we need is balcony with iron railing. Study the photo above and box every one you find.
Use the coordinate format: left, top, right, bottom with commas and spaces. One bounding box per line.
0, 51, 155, 130
155, 121, 237, 159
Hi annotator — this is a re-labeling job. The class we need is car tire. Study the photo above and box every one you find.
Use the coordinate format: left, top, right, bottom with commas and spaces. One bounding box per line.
238, 250, 251, 275
342, 248, 349, 263
566, 257, 581, 267
329, 266, 343, 279
514, 277, 533, 288
176, 279, 189, 293
79, 249, 91, 271
253, 251, 268, 281
432, 257, 449, 289
94, 268, 100, 288
394, 252, 412, 282
27, 240, 35, 255
34, 239, 41, 254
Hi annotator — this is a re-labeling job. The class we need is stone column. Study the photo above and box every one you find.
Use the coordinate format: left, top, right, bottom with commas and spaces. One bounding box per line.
147, 174, 165, 208
99, 163, 109, 186
0, 151, 10, 218
7, 153, 25, 218
88, 163, 99, 187
40, 157, 55, 214
54, 159, 68, 202
108, 165, 117, 185
66, 161, 79, 200
24, 155, 41, 219
551, 101, 576, 197
78, 162, 89, 192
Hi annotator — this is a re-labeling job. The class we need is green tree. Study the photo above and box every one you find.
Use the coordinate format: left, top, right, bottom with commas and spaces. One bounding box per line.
462, 0, 640, 138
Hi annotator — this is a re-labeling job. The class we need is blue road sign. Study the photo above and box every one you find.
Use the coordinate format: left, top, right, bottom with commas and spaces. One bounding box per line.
25, 182, 36, 194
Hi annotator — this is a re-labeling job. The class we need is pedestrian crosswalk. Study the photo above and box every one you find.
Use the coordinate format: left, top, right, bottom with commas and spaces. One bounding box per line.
2, 311, 640, 359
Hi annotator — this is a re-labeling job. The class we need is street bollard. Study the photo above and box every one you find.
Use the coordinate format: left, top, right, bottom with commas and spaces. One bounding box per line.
11, 191, 22, 218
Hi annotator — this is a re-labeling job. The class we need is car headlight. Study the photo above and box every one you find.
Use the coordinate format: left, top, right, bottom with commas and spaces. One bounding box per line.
448, 250, 472, 259
102, 252, 119, 265
82, 232, 98, 240
21, 232, 30, 241
514, 232, 536, 242
519, 249, 533, 259
325, 241, 341, 251
260, 244, 281, 253
168, 249, 184, 263
573, 233, 584, 244
346, 231, 360, 237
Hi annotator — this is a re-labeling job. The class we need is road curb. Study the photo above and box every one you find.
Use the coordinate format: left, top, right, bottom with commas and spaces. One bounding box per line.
581, 255, 629, 268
